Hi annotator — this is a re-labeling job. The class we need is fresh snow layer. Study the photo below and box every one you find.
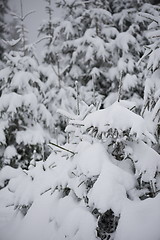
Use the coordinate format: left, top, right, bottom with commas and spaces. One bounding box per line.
132, 140, 160, 182
115, 194, 160, 240
0, 126, 159, 240
88, 160, 135, 215
82, 101, 155, 142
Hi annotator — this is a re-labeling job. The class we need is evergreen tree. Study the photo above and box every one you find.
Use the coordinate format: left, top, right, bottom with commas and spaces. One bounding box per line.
0, 0, 9, 66
103, 0, 150, 111
39, 0, 115, 106
0, 49, 54, 168
140, 3, 160, 152
0, 3, 53, 168
38, 0, 103, 138
39, 0, 151, 113
0, 99, 160, 240
38, 0, 77, 135
38, 0, 55, 65
0, 2, 160, 240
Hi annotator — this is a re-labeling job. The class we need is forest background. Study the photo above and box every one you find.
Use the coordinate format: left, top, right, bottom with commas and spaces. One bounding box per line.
0, 0, 160, 240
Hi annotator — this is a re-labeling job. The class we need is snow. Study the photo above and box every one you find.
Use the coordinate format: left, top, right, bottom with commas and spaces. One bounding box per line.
0, 1, 160, 240
16, 125, 47, 145
0, 67, 11, 82
82, 101, 155, 142
38, 104, 53, 127
0, 121, 7, 144
147, 48, 160, 71
102, 27, 119, 39
115, 32, 136, 53
11, 71, 41, 92
144, 69, 160, 102
0, 92, 38, 117
123, 74, 138, 91
132, 140, 160, 183
115, 194, 160, 240
75, 142, 107, 177
88, 160, 135, 215
4, 146, 17, 159
60, 21, 74, 39
58, 206, 97, 240
0, 166, 23, 188
3, 38, 21, 47
0, 93, 22, 113
4, 193, 53, 240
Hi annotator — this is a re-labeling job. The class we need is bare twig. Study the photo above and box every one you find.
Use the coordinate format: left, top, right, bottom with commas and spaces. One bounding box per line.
23, 10, 35, 21
35, 36, 52, 44
49, 141, 76, 155
41, 187, 52, 195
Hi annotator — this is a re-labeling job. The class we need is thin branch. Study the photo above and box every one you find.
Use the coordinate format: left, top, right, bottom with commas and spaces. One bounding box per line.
137, 49, 152, 66
6, 203, 14, 208
23, 10, 35, 21
10, 11, 21, 19
75, 81, 80, 115
82, 104, 95, 120
57, 109, 76, 120
69, 121, 84, 127
49, 141, 76, 155
118, 71, 123, 102
40, 187, 52, 195
149, 35, 160, 39
130, 106, 136, 111
138, 13, 159, 24
20, 0, 23, 19
35, 36, 52, 44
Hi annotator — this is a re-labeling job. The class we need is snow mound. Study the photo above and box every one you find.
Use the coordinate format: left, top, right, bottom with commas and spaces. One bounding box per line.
0, 166, 23, 188
82, 101, 155, 142
115, 194, 160, 240
75, 142, 107, 177
88, 160, 135, 215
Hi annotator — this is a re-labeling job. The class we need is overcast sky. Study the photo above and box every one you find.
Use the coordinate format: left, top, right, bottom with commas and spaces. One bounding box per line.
8, 0, 54, 60
9, 0, 48, 41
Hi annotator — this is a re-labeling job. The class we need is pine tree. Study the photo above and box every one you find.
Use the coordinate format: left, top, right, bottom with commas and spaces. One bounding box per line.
1, 2, 160, 240
0, 49, 55, 168
0, 0, 9, 67
103, 0, 150, 111
0, 2, 53, 168
39, 0, 116, 105
38, 0, 55, 65
39, 0, 151, 113
140, 3, 160, 152
38, 0, 76, 136
38, 0, 103, 139
0, 99, 160, 240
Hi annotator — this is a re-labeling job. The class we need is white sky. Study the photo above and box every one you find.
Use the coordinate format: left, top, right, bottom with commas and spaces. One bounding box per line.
8, 0, 53, 60
9, 0, 47, 42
